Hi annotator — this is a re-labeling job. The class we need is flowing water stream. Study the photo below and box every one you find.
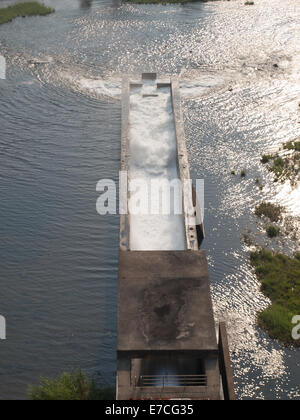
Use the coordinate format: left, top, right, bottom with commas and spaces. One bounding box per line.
0, 0, 300, 400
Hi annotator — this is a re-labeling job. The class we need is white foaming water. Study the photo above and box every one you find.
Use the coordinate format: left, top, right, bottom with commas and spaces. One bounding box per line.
59, 69, 225, 102
180, 75, 225, 99
77, 77, 122, 99
59, 72, 122, 100
78, 76, 221, 101
129, 81, 186, 251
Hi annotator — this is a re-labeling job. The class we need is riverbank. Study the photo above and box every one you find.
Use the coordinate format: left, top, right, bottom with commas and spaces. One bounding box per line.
250, 249, 300, 347
0, 2, 54, 25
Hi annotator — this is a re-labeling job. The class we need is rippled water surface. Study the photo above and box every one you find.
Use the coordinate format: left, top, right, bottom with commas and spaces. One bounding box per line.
0, 0, 300, 399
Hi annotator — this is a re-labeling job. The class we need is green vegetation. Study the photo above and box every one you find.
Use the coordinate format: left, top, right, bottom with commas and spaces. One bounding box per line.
260, 142, 299, 185
284, 140, 300, 152
241, 170, 246, 178
266, 225, 280, 238
250, 249, 300, 347
243, 233, 253, 246
245, 1, 254, 5
0, 2, 53, 25
231, 170, 236, 175
255, 201, 283, 222
261, 154, 274, 164
255, 178, 264, 190
29, 370, 115, 401
270, 156, 285, 180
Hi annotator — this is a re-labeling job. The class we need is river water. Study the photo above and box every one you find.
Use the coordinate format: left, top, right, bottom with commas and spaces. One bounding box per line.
0, 0, 300, 400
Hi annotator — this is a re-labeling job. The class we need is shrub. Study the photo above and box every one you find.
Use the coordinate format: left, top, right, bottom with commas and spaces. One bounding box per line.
255, 202, 283, 222
266, 225, 280, 238
241, 170, 246, 178
29, 370, 115, 401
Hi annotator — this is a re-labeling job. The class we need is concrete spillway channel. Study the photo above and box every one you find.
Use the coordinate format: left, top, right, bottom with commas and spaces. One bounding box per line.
117, 74, 235, 400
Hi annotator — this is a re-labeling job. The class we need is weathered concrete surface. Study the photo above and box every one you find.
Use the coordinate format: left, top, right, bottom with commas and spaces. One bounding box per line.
219, 322, 236, 400
120, 78, 130, 251
142, 73, 157, 80
171, 78, 203, 251
118, 250, 218, 354
117, 354, 221, 400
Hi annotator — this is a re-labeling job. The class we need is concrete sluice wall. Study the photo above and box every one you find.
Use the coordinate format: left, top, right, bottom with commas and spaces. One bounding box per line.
128, 78, 186, 251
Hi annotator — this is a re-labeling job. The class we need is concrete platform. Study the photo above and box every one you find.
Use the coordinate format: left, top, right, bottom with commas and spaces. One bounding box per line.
118, 250, 218, 354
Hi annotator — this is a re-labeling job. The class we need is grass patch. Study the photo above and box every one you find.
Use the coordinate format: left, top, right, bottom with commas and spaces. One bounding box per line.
266, 225, 280, 238
29, 370, 115, 401
0, 2, 54, 25
250, 249, 300, 347
255, 202, 283, 222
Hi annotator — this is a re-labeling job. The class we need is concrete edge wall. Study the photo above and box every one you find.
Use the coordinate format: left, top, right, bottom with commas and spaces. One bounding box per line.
171, 78, 202, 251
218, 322, 236, 401
120, 77, 130, 251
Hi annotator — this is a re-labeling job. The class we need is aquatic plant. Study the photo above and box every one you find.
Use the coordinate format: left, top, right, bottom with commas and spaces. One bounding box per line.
266, 225, 280, 238
284, 140, 300, 152
261, 154, 274, 164
29, 370, 115, 400
243, 233, 253, 246
255, 202, 283, 223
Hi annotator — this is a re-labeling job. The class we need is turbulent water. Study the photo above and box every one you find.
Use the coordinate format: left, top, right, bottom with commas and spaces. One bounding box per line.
129, 80, 186, 251
0, 0, 300, 400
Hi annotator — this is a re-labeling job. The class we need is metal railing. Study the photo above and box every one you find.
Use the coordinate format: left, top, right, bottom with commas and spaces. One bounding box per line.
136, 375, 207, 388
